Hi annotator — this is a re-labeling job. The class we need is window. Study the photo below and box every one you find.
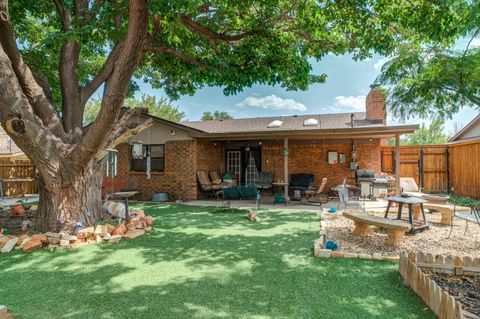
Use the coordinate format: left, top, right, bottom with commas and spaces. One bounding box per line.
131, 144, 164, 172
226, 150, 241, 180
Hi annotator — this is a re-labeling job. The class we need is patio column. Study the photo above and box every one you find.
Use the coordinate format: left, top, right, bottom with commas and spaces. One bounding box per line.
395, 133, 401, 195
284, 137, 289, 202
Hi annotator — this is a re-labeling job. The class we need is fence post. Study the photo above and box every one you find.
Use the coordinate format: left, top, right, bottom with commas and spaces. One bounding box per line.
419, 148, 424, 190
445, 147, 450, 193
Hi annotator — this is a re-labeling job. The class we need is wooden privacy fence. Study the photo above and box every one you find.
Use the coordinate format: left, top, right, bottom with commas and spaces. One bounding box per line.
381, 138, 480, 199
0, 156, 37, 196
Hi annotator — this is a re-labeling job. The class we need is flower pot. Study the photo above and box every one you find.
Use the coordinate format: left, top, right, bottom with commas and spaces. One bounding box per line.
11, 204, 25, 217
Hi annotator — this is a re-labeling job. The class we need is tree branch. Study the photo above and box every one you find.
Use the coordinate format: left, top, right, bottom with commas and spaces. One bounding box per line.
81, 43, 124, 103
180, 15, 257, 42
0, 0, 67, 140
146, 46, 212, 69
73, 0, 149, 165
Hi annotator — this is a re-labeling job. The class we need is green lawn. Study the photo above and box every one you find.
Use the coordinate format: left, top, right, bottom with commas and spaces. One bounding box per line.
0, 204, 433, 319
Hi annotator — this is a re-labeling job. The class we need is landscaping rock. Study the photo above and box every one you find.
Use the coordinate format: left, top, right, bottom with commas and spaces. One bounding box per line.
106, 224, 115, 235
59, 239, 70, 247
0, 236, 9, 248
30, 234, 48, 244
23, 238, 42, 252
94, 225, 108, 236
358, 253, 372, 260
1, 237, 19, 253
77, 227, 94, 238
126, 222, 136, 231
44, 232, 61, 238
62, 234, 78, 243
144, 226, 152, 232
95, 235, 103, 243
331, 251, 344, 258
372, 252, 382, 260
343, 252, 358, 259
145, 216, 153, 226
112, 223, 126, 236
105, 235, 122, 243
123, 229, 145, 239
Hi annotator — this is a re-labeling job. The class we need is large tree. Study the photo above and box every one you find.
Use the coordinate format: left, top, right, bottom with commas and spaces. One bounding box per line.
0, 0, 469, 231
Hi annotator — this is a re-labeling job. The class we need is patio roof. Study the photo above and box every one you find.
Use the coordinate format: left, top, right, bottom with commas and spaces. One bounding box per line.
181, 113, 418, 140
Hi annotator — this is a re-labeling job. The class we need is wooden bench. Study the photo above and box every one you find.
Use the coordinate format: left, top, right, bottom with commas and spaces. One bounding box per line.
343, 212, 412, 247
422, 203, 471, 225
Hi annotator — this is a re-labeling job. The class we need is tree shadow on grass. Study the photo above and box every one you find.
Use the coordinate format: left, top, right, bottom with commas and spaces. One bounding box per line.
0, 204, 434, 319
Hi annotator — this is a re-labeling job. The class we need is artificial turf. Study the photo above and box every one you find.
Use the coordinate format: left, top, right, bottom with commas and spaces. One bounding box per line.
0, 204, 434, 319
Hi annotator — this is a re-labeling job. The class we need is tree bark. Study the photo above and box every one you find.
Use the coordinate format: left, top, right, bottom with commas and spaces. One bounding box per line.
35, 160, 103, 232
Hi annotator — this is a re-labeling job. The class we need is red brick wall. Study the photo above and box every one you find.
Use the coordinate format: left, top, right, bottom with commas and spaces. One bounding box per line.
102, 140, 198, 201
103, 138, 382, 201
261, 139, 381, 189
366, 86, 386, 125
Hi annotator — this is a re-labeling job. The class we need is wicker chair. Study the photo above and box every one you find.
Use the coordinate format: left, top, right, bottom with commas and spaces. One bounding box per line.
256, 172, 273, 191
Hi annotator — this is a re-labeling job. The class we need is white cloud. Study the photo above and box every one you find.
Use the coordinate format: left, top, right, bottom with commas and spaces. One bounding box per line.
236, 95, 307, 112
373, 57, 389, 71
331, 95, 366, 112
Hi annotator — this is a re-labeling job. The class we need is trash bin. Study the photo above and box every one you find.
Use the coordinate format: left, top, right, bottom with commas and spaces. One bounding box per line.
274, 193, 285, 204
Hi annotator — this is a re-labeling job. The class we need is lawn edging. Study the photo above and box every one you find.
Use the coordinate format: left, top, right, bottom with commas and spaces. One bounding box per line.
399, 252, 480, 319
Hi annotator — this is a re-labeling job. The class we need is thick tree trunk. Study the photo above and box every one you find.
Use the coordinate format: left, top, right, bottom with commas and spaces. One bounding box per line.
34, 161, 104, 232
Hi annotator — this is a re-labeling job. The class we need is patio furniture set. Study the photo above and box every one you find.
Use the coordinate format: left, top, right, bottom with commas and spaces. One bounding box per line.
343, 178, 480, 247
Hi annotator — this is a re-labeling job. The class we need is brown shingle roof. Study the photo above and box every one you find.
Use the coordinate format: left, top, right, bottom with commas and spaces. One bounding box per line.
181, 112, 384, 134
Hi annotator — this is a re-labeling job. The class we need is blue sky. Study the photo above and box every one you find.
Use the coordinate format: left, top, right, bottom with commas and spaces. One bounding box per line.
137, 53, 478, 134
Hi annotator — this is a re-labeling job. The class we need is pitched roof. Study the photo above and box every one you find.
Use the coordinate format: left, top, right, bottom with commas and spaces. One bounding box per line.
181, 112, 383, 134
449, 113, 480, 142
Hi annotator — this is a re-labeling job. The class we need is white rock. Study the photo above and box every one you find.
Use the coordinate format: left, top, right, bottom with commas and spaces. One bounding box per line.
1, 237, 19, 253
372, 252, 382, 260
318, 249, 332, 258
0, 305, 7, 314
343, 252, 358, 259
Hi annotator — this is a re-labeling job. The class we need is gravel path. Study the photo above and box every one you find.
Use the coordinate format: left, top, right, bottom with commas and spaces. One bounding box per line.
322, 209, 480, 257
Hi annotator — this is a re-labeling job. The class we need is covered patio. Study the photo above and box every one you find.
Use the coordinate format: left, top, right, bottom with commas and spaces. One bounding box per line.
195, 123, 418, 204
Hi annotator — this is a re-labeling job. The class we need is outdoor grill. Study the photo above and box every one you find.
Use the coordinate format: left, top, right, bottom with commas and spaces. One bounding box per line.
356, 170, 389, 199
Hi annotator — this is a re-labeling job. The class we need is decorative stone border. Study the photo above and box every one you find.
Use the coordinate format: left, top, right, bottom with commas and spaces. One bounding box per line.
399, 252, 480, 319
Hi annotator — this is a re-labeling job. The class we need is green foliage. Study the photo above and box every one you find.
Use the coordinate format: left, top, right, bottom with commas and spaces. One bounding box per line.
9, 0, 472, 107
375, 37, 480, 119
201, 111, 233, 121
0, 204, 434, 319
448, 194, 480, 207
84, 94, 185, 124
402, 118, 451, 145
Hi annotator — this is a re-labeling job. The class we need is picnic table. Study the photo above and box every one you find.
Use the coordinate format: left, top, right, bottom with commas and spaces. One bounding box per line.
385, 195, 429, 234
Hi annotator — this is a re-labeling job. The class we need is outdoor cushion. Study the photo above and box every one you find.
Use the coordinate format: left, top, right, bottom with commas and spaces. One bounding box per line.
212, 178, 222, 185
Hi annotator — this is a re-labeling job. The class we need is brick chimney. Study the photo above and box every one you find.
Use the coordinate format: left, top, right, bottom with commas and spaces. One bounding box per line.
365, 85, 386, 125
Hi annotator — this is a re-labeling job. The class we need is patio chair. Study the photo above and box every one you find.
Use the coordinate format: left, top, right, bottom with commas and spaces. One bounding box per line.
256, 172, 273, 192
197, 171, 222, 199
301, 177, 329, 206
448, 204, 480, 238
335, 184, 361, 212
209, 171, 222, 185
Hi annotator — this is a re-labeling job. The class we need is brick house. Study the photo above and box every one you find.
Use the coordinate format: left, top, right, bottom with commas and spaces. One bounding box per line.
103, 86, 418, 201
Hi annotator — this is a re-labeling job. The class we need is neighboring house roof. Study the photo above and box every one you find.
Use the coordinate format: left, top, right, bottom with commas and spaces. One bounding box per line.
449, 113, 480, 142
181, 112, 379, 133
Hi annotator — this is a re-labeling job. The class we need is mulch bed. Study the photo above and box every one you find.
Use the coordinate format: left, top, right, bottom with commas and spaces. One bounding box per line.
426, 272, 480, 317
